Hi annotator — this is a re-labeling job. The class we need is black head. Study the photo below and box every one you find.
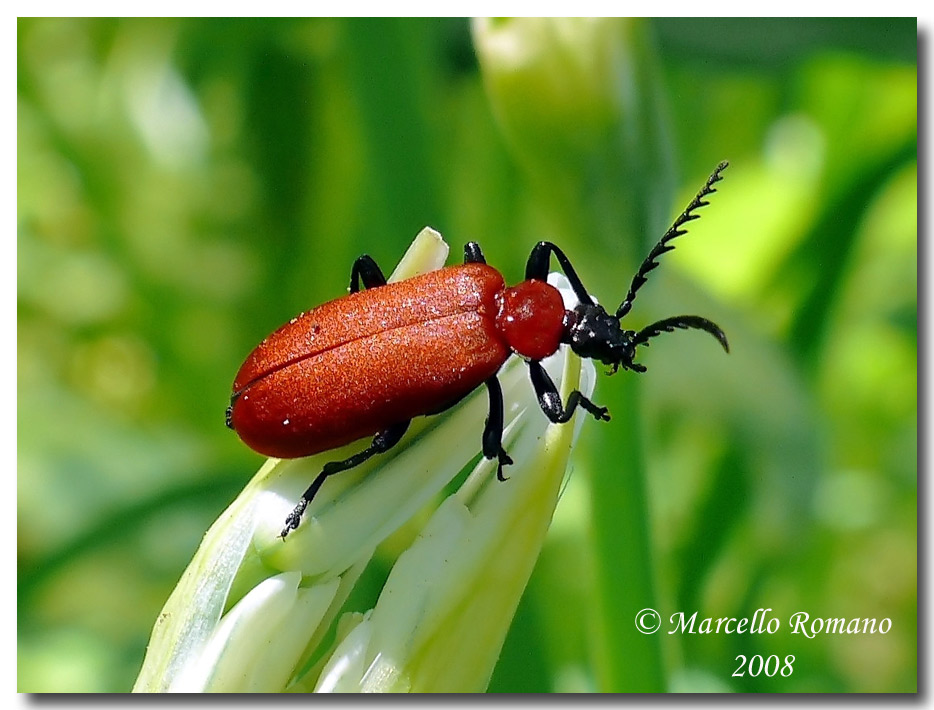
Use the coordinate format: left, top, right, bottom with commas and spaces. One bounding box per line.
565, 303, 640, 373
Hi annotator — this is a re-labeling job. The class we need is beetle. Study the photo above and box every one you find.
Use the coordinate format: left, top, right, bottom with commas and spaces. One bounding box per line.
228, 162, 730, 538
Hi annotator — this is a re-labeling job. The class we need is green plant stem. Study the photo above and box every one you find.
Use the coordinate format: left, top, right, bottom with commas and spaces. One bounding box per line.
588, 381, 665, 692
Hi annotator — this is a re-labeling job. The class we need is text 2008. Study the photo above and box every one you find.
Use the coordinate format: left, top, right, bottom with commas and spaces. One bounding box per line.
732, 654, 796, 678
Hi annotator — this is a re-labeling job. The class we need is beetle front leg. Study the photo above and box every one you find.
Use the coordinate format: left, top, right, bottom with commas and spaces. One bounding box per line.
525, 241, 594, 306
528, 360, 611, 424
280, 420, 411, 538
482, 376, 513, 481
349, 255, 388, 293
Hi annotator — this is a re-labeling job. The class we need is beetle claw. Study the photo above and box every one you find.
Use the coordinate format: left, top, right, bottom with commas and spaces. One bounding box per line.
496, 450, 513, 481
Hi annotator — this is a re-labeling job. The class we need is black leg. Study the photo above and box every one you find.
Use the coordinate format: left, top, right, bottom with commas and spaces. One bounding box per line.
528, 360, 611, 424
482, 377, 513, 481
464, 242, 486, 264
349, 255, 388, 293
524, 241, 594, 306
280, 420, 411, 538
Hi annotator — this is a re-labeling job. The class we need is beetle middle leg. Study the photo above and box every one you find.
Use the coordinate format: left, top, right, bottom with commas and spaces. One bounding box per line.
349, 255, 387, 293
280, 420, 411, 538
482, 376, 514, 481
528, 360, 611, 424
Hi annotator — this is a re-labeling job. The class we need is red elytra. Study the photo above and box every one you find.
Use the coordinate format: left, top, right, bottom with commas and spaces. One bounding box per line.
228, 162, 730, 538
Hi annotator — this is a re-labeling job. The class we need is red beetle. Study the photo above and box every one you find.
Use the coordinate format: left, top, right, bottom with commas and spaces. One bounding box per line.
228, 163, 730, 537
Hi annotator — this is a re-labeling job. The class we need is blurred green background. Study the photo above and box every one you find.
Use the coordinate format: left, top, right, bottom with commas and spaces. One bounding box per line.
17, 18, 916, 693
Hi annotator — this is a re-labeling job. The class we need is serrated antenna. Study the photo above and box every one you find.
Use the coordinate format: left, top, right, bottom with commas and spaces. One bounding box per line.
616, 161, 729, 320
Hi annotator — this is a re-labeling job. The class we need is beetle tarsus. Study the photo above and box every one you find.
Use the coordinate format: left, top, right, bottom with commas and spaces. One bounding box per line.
280, 500, 308, 539
582, 399, 611, 421
495, 450, 513, 482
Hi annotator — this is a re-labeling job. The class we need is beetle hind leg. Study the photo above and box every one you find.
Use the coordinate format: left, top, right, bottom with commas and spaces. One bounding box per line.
483, 377, 514, 481
280, 420, 411, 538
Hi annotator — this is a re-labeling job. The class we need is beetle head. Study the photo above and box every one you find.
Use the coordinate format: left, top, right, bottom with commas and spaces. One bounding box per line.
565, 303, 730, 375
565, 303, 642, 374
